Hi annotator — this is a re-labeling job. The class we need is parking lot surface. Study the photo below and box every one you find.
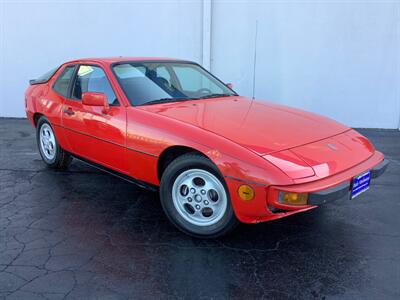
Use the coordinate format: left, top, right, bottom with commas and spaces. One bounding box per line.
0, 118, 399, 299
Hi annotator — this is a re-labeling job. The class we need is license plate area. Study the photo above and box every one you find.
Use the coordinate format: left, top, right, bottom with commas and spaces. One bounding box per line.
351, 171, 371, 199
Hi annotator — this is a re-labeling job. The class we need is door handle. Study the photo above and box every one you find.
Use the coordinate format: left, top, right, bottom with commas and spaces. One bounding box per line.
63, 107, 75, 116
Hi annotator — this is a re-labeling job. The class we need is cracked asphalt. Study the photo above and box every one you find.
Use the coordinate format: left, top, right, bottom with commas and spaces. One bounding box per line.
0, 118, 399, 299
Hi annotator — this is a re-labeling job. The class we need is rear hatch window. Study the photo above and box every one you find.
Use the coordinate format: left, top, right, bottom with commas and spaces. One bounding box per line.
29, 66, 59, 85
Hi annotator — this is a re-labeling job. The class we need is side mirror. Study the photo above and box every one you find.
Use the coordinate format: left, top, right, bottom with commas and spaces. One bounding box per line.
82, 92, 109, 113
226, 83, 233, 89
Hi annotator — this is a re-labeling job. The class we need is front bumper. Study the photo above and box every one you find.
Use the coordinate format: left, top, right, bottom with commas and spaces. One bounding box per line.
225, 151, 388, 224
370, 158, 389, 179
307, 159, 389, 205
268, 155, 389, 212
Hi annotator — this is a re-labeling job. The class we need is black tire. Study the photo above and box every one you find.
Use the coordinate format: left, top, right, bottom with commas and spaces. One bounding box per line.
160, 153, 238, 238
36, 116, 72, 169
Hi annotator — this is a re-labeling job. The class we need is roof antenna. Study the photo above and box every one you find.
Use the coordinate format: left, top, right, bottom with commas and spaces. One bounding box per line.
252, 20, 258, 100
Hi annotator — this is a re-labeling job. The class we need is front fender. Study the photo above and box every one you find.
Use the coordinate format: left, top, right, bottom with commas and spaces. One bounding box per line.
126, 107, 293, 222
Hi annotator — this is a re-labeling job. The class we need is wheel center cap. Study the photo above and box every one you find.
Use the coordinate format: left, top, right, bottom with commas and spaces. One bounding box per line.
194, 194, 202, 202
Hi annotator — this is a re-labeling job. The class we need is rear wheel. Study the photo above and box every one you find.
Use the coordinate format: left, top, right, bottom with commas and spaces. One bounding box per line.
160, 153, 238, 238
36, 116, 72, 169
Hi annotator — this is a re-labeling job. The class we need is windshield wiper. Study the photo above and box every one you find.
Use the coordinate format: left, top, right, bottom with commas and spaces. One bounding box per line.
195, 93, 233, 99
141, 97, 189, 106
142, 93, 233, 106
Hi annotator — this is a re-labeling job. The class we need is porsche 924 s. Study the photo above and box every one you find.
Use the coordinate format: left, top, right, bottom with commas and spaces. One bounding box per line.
25, 57, 388, 237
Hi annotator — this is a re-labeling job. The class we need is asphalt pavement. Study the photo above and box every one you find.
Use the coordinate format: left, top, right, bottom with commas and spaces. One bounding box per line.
0, 118, 399, 299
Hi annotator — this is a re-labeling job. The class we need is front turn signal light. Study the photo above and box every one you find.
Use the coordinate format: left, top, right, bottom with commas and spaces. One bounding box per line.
238, 185, 255, 201
279, 192, 308, 205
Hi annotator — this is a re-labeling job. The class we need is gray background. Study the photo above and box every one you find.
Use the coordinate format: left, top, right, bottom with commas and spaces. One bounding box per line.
1, 0, 399, 129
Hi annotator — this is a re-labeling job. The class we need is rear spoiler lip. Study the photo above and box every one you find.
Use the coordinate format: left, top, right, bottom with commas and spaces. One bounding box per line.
29, 79, 48, 85
29, 65, 61, 85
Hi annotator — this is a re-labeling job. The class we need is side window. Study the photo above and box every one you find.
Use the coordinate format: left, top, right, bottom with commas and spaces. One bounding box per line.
53, 66, 75, 97
72, 65, 118, 105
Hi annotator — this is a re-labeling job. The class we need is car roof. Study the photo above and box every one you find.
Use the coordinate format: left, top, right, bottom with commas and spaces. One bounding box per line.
65, 57, 190, 64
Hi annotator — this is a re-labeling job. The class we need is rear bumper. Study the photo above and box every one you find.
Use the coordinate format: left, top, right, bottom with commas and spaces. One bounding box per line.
26, 110, 35, 126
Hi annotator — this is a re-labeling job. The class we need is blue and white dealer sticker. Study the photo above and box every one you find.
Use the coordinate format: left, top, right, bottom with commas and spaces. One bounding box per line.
351, 171, 371, 199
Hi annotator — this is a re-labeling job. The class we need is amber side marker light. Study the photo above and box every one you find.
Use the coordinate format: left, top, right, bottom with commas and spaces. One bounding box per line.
238, 185, 255, 201
279, 192, 308, 205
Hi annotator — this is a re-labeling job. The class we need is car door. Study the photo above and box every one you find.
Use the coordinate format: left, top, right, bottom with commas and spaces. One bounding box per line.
61, 64, 127, 173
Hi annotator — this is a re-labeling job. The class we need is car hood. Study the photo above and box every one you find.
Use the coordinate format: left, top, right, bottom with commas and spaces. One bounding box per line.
263, 130, 375, 179
139, 96, 349, 155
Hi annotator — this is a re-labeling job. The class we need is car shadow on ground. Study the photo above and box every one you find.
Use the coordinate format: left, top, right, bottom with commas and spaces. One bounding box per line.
23, 159, 367, 299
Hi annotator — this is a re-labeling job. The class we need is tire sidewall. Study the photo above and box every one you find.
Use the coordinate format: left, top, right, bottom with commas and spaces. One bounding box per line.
160, 155, 236, 237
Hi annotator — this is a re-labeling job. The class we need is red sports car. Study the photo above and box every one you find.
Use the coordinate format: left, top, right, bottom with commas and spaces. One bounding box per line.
25, 57, 388, 237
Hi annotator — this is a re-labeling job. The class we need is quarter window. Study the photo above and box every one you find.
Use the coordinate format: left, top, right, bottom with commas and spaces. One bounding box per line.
53, 66, 75, 97
72, 65, 118, 105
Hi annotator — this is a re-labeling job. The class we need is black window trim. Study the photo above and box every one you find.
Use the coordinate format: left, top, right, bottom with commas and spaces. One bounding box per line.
68, 63, 120, 106
110, 60, 238, 106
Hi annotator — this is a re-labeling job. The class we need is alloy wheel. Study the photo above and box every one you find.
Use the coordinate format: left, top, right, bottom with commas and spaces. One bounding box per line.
39, 123, 56, 160
172, 169, 228, 226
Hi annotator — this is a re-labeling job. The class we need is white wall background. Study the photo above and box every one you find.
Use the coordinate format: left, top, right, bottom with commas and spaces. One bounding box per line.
211, 0, 400, 129
0, 0, 203, 117
1, 0, 399, 129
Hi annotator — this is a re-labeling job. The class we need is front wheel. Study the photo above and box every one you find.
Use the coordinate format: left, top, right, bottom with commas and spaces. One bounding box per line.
160, 154, 238, 238
36, 116, 72, 169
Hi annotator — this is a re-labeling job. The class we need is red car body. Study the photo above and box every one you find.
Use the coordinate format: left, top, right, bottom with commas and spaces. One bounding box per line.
25, 57, 388, 224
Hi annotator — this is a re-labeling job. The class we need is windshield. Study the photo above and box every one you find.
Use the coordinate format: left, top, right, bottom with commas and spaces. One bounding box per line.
112, 61, 236, 106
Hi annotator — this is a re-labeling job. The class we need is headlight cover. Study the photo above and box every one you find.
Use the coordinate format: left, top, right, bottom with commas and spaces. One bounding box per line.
263, 150, 315, 179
